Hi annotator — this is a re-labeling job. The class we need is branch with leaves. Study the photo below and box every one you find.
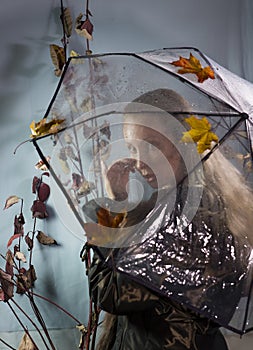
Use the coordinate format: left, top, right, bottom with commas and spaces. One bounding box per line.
1, 168, 87, 349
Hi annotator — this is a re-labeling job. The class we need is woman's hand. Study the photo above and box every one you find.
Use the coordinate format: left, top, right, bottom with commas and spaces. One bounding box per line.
105, 158, 136, 201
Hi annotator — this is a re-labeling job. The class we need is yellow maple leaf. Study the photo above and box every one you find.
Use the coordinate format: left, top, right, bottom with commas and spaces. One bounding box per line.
170, 53, 215, 83
182, 116, 218, 153
30, 117, 65, 138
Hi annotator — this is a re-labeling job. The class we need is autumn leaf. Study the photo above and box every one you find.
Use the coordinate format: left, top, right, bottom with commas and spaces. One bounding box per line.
16, 266, 36, 293
36, 231, 57, 245
50, 44, 66, 77
16, 266, 37, 294
35, 157, 51, 171
0, 268, 14, 301
31, 200, 48, 219
5, 250, 14, 277
97, 207, 127, 228
38, 182, 50, 202
62, 7, 73, 38
7, 233, 22, 248
14, 214, 25, 235
170, 53, 215, 83
30, 117, 65, 138
18, 332, 36, 350
4, 195, 20, 210
182, 115, 219, 153
75, 13, 93, 40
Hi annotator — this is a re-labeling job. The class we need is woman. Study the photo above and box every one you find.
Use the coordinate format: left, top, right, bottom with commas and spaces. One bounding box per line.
87, 89, 253, 349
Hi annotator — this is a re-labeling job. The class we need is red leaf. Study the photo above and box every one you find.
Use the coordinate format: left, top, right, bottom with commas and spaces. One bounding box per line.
7, 233, 22, 248
31, 200, 48, 219
38, 182, 50, 202
42, 172, 50, 177
32, 176, 40, 194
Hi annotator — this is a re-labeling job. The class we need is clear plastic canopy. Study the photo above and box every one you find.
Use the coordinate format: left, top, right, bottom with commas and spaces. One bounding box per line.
33, 47, 253, 335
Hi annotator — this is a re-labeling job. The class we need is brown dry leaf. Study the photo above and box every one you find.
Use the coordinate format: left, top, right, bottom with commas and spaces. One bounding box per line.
5, 250, 14, 277
25, 233, 33, 251
62, 7, 73, 38
170, 53, 215, 83
18, 332, 36, 350
36, 231, 57, 245
4, 195, 20, 210
16, 265, 37, 294
0, 268, 14, 301
50, 44, 66, 77
97, 208, 127, 228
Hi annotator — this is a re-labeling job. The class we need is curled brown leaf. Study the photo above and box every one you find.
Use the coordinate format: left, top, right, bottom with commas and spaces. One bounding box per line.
36, 231, 57, 246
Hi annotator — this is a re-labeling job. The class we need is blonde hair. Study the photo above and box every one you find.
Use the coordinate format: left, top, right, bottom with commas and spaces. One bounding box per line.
129, 88, 253, 247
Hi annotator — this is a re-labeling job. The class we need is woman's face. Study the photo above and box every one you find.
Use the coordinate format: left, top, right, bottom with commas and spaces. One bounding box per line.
123, 118, 184, 189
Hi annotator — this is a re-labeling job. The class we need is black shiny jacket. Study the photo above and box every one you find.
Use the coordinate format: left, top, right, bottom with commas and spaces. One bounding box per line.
88, 249, 229, 350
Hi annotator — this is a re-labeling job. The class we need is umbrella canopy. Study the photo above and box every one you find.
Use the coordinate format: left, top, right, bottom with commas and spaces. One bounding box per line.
31, 47, 253, 335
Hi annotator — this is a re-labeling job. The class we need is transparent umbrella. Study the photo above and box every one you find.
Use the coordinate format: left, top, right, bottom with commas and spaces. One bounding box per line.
29, 47, 253, 335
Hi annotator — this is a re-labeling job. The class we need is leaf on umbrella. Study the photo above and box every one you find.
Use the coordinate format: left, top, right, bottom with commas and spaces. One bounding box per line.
16, 266, 37, 295
100, 120, 111, 140
36, 231, 57, 245
3, 195, 20, 210
181, 115, 219, 153
50, 44, 66, 77
38, 182, 50, 202
7, 233, 22, 248
63, 132, 73, 144
18, 332, 36, 350
31, 200, 48, 219
75, 13, 93, 40
170, 53, 215, 83
72, 173, 83, 190
58, 158, 70, 174
97, 208, 127, 228
0, 268, 14, 301
30, 117, 65, 138
15, 252, 27, 263
65, 145, 78, 161
62, 7, 73, 38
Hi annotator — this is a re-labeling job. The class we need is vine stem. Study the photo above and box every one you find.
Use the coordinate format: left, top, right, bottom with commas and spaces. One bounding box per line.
10, 298, 50, 350
7, 301, 39, 350
31, 291, 83, 325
